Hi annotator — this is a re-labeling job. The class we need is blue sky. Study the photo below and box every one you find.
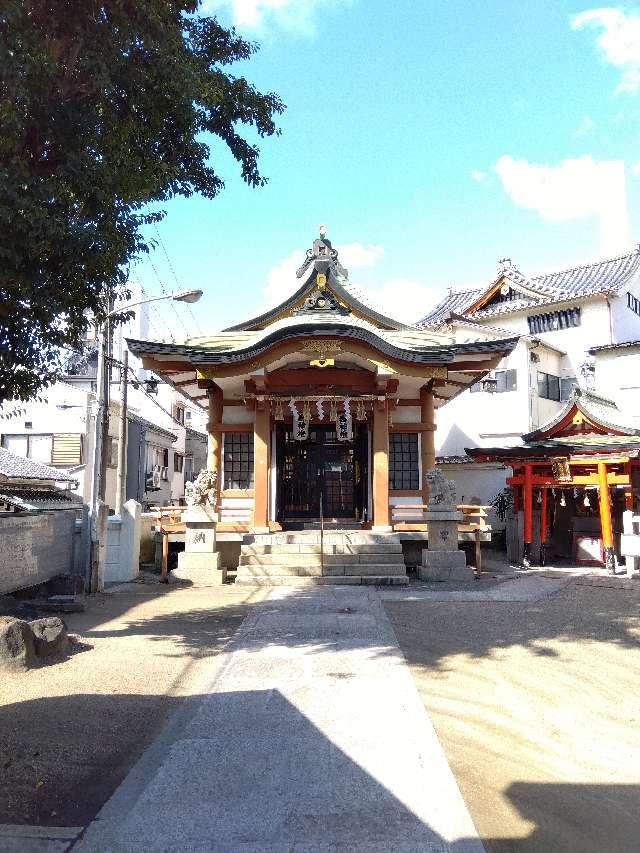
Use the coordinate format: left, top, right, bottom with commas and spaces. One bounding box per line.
133, 0, 640, 338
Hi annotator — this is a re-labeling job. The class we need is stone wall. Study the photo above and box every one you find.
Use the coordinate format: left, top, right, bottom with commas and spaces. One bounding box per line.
0, 510, 76, 594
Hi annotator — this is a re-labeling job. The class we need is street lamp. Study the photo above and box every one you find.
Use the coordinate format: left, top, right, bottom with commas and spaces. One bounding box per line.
88, 287, 203, 591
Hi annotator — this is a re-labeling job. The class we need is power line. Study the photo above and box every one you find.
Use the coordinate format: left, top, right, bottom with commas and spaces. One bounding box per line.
137, 282, 178, 342
146, 245, 191, 340
153, 225, 204, 337
108, 355, 197, 428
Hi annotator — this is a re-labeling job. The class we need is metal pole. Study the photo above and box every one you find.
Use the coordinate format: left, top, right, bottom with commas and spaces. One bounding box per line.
115, 349, 128, 515
320, 490, 324, 576
88, 317, 110, 591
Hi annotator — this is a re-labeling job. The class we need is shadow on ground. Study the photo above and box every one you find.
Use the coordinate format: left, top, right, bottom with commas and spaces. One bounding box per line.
484, 782, 640, 853
74, 688, 466, 850
385, 581, 640, 670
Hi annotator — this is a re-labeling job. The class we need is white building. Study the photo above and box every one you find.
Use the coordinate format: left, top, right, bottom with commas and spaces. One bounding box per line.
418, 248, 640, 514
0, 283, 208, 511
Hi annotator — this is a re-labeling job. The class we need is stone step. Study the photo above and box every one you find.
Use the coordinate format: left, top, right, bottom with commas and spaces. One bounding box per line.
246, 533, 402, 546
234, 575, 409, 587
236, 563, 407, 578
240, 543, 403, 555
238, 553, 405, 567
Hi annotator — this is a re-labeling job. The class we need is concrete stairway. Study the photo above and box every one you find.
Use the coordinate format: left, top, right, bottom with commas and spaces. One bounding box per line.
235, 532, 408, 586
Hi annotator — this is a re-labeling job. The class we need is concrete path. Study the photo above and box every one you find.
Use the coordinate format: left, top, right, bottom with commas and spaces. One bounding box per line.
74, 586, 483, 852
380, 573, 572, 604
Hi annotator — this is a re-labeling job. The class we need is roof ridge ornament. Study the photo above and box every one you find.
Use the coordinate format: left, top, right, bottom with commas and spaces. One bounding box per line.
295, 227, 349, 280
497, 257, 526, 284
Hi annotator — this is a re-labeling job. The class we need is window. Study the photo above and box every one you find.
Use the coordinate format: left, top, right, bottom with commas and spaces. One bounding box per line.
560, 377, 577, 401
174, 453, 184, 473
105, 436, 118, 468
174, 406, 185, 424
469, 370, 516, 393
223, 433, 254, 490
1, 433, 52, 463
185, 410, 192, 422
538, 371, 561, 401
389, 433, 420, 491
628, 291, 640, 316
495, 369, 517, 392
527, 307, 581, 334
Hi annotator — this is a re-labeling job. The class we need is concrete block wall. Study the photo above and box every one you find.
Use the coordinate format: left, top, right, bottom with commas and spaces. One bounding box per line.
105, 500, 142, 583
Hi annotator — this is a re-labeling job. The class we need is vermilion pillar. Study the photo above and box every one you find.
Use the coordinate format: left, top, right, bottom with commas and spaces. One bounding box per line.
253, 405, 270, 531
207, 385, 223, 506
420, 384, 436, 506
372, 400, 390, 530
539, 487, 548, 566
523, 463, 533, 566
598, 461, 615, 574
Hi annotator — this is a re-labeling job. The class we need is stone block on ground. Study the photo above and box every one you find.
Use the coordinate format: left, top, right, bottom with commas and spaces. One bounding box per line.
0, 617, 37, 670
29, 616, 69, 658
419, 549, 475, 582
173, 552, 227, 586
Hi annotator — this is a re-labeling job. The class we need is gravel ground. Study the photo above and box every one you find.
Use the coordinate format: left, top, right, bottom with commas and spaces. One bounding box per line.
0, 581, 265, 828
385, 578, 640, 853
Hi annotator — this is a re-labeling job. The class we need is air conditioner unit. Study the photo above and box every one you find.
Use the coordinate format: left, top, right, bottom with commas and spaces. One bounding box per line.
145, 468, 161, 491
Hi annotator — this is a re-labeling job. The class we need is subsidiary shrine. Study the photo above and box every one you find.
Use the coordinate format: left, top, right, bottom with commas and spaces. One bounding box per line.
128, 231, 517, 575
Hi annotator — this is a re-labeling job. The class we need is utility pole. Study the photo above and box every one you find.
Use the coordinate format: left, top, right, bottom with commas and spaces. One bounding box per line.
115, 349, 129, 515
85, 288, 203, 590
88, 316, 110, 592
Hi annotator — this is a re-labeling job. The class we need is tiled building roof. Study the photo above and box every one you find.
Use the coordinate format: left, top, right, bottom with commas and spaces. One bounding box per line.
419, 248, 640, 326
0, 448, 77, 482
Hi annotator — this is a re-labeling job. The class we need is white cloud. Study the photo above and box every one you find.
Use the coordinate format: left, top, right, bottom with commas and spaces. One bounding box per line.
260, 242, 437, 323
470, 169, 488, 183
262, 241, 384, 309
201, 0, 345, 33
572, 8, 640, 94
494, 155, 629, 255
365, 279, 437, 324
336, 242, 384, 270
574, 115, 597, 137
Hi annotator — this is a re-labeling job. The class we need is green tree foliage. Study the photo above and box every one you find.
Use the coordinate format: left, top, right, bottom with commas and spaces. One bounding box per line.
0, 1, 284, 401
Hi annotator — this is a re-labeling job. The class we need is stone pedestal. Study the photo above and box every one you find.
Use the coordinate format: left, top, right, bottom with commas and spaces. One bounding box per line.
173, 506, 226, 586
419, 507, 474, 582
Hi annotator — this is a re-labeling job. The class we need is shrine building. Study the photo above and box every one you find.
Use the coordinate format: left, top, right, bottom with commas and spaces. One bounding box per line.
127, 231, 518, 539
468, 386, 640, 573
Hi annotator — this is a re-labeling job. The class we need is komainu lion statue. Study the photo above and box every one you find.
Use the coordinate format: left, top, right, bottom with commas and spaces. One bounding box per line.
184, 469, 218, 507
425, 467, 457, 507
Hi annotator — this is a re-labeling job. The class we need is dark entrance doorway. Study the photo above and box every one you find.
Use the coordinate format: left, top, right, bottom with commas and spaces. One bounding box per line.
276, 423, 369, 524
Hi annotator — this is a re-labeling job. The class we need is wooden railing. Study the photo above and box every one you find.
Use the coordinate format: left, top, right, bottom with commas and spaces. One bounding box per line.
150, 506, 186, 582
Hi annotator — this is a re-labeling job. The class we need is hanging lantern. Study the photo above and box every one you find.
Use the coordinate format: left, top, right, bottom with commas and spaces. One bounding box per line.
329, 400, 337, 421
536, 490, 542, 505
274, 400, 284, 421
559, 492, 566, 507
583, 491, 591, 508
356, 400, 366, 421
